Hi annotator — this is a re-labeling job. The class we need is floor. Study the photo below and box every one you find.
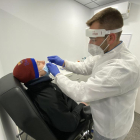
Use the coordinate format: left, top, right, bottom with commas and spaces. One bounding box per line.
124, 112, 140, 140
20, 112, 140, 140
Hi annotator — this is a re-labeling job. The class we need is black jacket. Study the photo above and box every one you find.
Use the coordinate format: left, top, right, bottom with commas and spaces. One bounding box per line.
25, 76, 85, 139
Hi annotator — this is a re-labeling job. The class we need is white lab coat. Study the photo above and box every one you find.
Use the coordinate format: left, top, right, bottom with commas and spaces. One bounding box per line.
55, 41, 140, 139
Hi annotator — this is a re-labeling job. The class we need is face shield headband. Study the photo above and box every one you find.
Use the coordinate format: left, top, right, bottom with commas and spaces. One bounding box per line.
86, 28, 122, 38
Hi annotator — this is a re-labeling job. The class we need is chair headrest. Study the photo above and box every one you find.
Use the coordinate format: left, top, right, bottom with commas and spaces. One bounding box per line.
0, 73, 24, 96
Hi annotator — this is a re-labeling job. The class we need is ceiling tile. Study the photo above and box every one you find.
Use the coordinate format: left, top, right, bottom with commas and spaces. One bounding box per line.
92, 0, 119, 6
91, 0, 118, 2
75, 0, 92, 5
85, 2, 99, 8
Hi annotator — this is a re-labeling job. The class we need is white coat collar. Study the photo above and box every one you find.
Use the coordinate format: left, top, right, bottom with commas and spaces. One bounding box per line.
93, 41, 126, 69
104, 41, 125, 55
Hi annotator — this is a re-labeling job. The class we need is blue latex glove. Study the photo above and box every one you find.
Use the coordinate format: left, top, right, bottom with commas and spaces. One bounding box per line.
46, 63, 60, 77
47, 55, 64, 66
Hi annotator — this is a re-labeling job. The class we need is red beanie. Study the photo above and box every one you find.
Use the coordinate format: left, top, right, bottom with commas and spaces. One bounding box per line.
13, 58, 39, 83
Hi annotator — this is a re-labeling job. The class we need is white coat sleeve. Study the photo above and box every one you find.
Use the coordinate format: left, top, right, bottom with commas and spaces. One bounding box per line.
55, 60, 140, 102
64, 55, 100, 75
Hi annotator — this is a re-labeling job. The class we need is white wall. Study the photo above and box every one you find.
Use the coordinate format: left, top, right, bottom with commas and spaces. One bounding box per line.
0, 106, 19, 140
0, 0, 90, 76
0, 61, 6, 140
0, 0, 90, 139
0, 61, 4, 78
0, 107, 7, 140
90, 0, 140, 114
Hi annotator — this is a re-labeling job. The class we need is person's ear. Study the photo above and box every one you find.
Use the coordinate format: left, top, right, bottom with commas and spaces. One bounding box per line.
107, 33, 116, 45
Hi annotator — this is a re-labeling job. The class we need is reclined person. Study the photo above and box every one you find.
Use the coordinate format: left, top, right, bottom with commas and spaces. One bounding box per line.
13, 58, 87, 139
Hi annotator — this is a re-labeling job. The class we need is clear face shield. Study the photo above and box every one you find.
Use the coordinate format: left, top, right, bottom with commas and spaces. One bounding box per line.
85, 28, 122, 56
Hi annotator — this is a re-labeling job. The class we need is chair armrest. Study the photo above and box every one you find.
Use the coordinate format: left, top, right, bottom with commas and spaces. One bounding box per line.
83, 106, 91, 115
81, 106, 92, 120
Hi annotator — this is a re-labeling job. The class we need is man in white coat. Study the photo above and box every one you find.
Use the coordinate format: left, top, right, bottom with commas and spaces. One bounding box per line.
47, 7, 140, 140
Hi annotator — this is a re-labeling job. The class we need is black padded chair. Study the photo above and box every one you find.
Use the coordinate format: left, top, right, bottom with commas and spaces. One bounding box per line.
0, 73, 93, 140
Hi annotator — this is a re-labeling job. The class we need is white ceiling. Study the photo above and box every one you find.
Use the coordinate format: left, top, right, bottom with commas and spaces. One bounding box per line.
74, 0, 120, 9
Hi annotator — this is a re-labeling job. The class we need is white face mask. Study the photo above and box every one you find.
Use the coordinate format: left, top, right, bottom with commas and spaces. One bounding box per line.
88, 35, 110, 56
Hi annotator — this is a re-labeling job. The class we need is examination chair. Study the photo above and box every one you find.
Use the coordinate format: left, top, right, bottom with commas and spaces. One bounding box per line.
0, 73, 93, 140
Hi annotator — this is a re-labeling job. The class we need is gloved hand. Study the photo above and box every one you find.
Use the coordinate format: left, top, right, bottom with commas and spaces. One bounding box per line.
47, 55, 64, 66
46, 63, 60, 77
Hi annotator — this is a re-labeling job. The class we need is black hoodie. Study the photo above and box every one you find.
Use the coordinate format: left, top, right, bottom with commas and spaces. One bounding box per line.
25, 76, 85, 139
